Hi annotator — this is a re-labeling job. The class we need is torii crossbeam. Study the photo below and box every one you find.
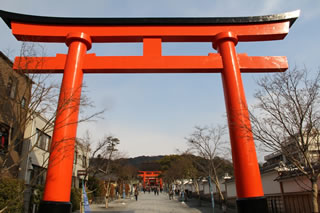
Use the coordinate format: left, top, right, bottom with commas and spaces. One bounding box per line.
0, 10, 299, 213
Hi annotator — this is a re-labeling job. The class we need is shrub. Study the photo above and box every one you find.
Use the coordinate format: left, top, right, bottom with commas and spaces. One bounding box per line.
29, 185, 44, 213
70, 188, 81, 211
87, 176, 104, 198
0, 178, 24, 213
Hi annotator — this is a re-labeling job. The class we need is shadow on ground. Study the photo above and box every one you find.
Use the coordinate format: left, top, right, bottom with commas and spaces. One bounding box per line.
181, 197, 236, 213
87, 212, 134, 213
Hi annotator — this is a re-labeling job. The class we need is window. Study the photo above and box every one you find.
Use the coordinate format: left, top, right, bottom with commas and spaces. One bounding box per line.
7, 76, 18, 99
72, 176, 77, 188
21, 97, 26, 108
30, 165, 46, 185
36, 129, 51, 151
82, 155, 87, 168
0, 124, 9, 152
6, 77, 12, 96
74, 151, 78, 164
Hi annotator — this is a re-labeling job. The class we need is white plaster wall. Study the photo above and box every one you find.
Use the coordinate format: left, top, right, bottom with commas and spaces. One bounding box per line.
30, 148, 49, 168
190, 181, 204, 193
29, 115, 53, 168
204, 170, 320, 199
282, 176, 320, 193
226, 181, 237, 197
261, 171, 281, 194
215, 179, 225, 193
20, 114, 53, 183
223, 171, 320, 197
23, 118, 34, 140
224, 171, 281, 197
22, 114, 90, 185
197, 179, 226, 194
72, 142, 90, 180
202, 182, 210, 194
185, 184, 193, 191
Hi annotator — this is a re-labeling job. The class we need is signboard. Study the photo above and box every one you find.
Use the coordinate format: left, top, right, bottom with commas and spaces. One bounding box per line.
77, 170, 87, 177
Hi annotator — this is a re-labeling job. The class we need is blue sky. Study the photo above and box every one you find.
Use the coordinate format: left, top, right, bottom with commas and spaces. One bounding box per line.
0, 0, 319, 160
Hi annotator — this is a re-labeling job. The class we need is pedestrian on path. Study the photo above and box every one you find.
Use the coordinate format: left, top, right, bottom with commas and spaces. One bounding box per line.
154, 187, 157, 195
169, 188, 174, 200
134, 186, 139, 201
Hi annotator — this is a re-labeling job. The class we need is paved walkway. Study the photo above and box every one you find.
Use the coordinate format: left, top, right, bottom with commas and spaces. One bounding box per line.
83, 193, 237, 213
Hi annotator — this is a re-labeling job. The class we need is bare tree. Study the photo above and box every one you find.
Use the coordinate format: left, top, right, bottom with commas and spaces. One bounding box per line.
186, 125, 228, 205
158, 155, 180, 188
0, 43, 104, 178
83, 133, 120, 208
102, 136, 119, 208
0, 44, 105, 212
250, 67, 320, 213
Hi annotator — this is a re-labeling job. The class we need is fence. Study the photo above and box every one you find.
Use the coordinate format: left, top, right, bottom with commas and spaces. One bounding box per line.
210, 191, 319, 213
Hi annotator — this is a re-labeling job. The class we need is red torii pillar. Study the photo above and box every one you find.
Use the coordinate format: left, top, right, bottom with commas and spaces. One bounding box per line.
143, 173, 146, 189
0, 9, 299, 213
159, 178, 163, 189
138, 171, 147, 188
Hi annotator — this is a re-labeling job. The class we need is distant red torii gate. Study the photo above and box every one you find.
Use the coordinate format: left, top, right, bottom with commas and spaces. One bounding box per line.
138, 171, 163, 189
0, 10, 299, 213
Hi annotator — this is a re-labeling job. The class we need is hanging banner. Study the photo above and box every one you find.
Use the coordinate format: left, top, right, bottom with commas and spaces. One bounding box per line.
82, 180, 91, 213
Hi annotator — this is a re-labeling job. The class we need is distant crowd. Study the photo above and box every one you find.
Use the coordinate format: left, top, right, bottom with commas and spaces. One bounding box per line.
142, 186, 162, 195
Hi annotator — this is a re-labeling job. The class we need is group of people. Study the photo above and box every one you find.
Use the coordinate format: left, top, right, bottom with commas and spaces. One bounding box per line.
168, 188, 193, 201
152, 186, 160, 195
135, 185, 163, 201
142, 186, 162, 195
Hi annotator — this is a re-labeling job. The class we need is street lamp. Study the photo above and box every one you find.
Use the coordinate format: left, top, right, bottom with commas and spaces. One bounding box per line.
223, 173, 232, 213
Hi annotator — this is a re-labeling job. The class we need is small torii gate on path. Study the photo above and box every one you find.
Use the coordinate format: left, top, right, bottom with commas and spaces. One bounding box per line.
0, 10, 299, 213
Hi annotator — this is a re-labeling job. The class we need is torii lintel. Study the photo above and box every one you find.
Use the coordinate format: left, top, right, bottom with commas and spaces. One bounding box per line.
0, 10, 299, 42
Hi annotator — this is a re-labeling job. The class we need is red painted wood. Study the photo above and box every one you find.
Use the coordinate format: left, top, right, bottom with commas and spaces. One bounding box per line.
42, 33, 91, 202
11, 21, 290, 42
214, 31, 263, 198
14, 54, 288, 73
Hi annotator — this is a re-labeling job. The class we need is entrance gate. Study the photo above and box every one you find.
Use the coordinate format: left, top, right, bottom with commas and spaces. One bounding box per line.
0, 10, 299, 213
138, 171, 163, 190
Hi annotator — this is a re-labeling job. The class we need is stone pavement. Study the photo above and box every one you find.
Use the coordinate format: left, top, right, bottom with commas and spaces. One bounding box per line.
80, 192, 237, 213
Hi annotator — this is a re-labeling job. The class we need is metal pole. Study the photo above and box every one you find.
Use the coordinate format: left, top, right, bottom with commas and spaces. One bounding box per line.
181, 183, 185, 202
208, 176, 215, 212
123, 183, 126, 199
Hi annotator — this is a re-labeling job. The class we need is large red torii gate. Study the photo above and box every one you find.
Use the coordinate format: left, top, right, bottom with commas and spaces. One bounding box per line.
0, 10, 299, 213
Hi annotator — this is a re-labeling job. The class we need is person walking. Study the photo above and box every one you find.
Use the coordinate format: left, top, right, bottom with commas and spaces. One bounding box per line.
134, 186, 139, 201
169, 188, 174, 200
